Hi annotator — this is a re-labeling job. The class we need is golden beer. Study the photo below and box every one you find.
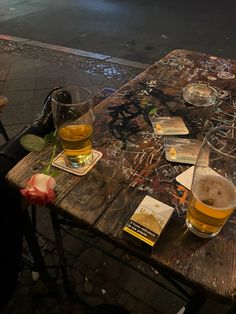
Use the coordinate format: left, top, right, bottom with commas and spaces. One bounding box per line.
186, 174, 236, 237
59, 123, 93, 167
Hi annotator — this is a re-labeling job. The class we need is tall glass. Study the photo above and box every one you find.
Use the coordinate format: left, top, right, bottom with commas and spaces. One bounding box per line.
186, 126, 236, 238
51, 86, 94, 168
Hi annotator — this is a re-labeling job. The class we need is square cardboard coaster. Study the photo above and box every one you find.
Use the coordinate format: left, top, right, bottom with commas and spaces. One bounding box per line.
176, 166, 220, 190
52, 150, 103, 176
150, 116, 189, 135
164, 137, 201, 164
176, 166, 195, 190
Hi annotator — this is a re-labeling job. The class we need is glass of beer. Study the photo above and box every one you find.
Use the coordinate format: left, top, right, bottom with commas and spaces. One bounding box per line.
51, 86, 94, 168
186, 125, 236, 238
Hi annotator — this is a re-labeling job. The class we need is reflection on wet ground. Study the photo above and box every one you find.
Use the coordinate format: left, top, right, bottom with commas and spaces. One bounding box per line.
0, 40, 142, 81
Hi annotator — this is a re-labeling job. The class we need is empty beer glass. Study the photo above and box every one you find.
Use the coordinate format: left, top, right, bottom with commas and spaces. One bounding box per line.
186, 126, 236, 238
51, 86, 94, 168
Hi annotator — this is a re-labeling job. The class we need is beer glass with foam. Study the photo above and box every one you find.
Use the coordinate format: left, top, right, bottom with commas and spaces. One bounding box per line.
186, 126, 236, 238
51, 86, 94, 168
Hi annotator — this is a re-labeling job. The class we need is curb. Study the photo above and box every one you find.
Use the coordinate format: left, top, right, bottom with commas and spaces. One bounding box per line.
0, 34, 149, 70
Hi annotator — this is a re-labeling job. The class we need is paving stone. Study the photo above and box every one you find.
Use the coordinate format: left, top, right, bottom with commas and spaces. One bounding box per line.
43, 241, 56, 253
0, 41, 141, 83
2, 89, 34, 106
32, 89, 52, 107
31, 280, 49, 296
7, 62, 39, 80
2, 295, 34, 314
3, 103, 39, 125
83, 279, 94, 295
73, 260, 87, 274
0, 123, 26, 146
143, 285, 183, 314
80, 295, 104, 307
79, 247, 104, 270
37, 234, 47, 248
65, 253, 77, 267
0, 81, 4, 93
71, 302, 87, 314
36, 207, 56, 242
103, 256, 121, 281
3, 78, 36, 91
18, 286, 31, 296
18, 269, 34, 286
96, 238, 116, 253
62, 233, 85, 257
93, 272, 107, 286
35, 76, 66, 90
0, 69, 9, 81
133, 299, 164, 314
72, 270, 85, 285
117, 267, 131, 289
121, 270, 148, 300
112, 247, 128, 260
101, 281, 120, 298
93, 286, 105, 297
43, 253, 59, 269
116, 290, 135, 308
83, 267, 99, 281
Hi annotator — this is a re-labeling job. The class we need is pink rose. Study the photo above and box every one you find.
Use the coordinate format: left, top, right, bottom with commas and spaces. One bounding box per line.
20, 173, 56, 206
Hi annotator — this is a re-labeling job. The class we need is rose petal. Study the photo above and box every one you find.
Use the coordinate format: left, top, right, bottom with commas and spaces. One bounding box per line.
20, 173, 56, 206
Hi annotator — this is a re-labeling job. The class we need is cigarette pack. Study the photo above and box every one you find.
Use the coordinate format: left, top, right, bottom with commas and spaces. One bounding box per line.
123, 195, 174, 249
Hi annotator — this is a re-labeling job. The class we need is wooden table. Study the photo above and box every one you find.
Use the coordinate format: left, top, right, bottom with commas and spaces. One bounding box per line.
6, 49, 236, 313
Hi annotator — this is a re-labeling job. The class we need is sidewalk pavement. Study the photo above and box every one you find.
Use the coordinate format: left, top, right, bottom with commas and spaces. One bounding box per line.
0, 37, 232, 314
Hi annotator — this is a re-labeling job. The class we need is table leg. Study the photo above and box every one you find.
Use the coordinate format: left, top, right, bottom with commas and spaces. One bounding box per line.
21, 203, 51, 285
49, 209, 72, 295
184, 292, 206, 314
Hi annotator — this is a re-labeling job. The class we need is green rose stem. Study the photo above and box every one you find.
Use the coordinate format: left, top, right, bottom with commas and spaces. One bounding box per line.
44, 131, 57, 175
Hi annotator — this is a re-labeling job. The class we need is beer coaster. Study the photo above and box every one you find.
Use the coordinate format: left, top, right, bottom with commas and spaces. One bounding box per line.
150, 116, 189, 135
176, 166, 220, 190
164, 137, 201, 164
176, 166, 195, 190
52, 150, 102, 176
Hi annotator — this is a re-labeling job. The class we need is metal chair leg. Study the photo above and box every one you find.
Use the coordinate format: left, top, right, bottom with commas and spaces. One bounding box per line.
49, 209, 72, 295
0, 119, 9, 141
21, 201, 52, 285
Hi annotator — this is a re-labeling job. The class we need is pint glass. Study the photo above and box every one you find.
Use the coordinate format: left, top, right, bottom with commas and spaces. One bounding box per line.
51, 86, 94, 168
186, 126, 236, 238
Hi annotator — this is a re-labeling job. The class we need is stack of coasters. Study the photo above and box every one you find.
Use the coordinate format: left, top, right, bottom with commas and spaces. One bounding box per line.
52, 150, 102, 176
123, 195, 174, 250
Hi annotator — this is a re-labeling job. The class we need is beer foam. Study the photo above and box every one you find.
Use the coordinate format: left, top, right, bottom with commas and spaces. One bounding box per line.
194, 175, 236, 209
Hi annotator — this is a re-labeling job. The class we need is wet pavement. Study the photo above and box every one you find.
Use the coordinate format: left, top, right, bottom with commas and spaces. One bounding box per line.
0, 37, 142, 142
0, 37, 233, 313
0, 0, 236, 64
